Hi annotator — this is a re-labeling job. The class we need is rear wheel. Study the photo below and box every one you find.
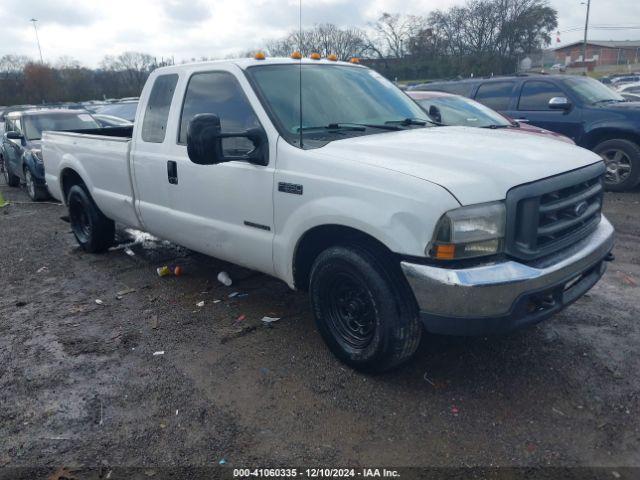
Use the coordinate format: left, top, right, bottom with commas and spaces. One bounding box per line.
309, 244, 422, 373
67, 184, 115, 253
24, 167, 48, 201
2, 157, 20, 187
594, 139, 640, 191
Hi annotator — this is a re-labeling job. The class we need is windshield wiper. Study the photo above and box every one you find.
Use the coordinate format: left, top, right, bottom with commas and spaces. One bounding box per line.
385, 118, 430, 127
481, 124, 512, 129
297, 123, 367, 133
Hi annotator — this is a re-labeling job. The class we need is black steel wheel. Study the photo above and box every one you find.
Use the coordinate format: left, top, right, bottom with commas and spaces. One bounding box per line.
67, 184, 115, 253
310, 243, 422, 372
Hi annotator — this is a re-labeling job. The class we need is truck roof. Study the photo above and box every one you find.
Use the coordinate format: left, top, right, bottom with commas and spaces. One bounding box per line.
155, 57, 366, 74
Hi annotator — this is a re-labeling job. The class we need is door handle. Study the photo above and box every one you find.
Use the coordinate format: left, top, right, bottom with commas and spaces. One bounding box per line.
167, 160, 178, 185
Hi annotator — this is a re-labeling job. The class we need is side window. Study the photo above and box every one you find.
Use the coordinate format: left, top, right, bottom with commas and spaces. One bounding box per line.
438, 83, 473, 97
141, 74, 179, 143
13, 118, 22, 134
475, 82, 515, 110
178, 71, 261, 156
5, 119, 13, 132
518, 81, 565, 111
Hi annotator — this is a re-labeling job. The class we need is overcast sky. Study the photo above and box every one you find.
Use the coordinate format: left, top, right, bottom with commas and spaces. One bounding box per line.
1, 0, 639, 67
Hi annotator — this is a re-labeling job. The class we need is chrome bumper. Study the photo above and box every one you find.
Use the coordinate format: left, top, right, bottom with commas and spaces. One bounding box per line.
401, 216, 614, 335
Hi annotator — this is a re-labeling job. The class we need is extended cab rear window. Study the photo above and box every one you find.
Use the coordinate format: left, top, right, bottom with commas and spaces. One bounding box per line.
141, 74, 179, 143
475, 81, 515, 110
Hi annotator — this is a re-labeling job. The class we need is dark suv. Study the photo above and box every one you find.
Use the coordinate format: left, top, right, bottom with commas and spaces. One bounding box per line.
411, 75, 640, 191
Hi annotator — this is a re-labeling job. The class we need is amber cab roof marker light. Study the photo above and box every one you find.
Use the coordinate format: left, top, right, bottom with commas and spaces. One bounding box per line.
349, 57, 360, 64
327, 54, 338, 62
310, 53, 321, 60
291, 51, 302, 60
254, 52, 266, 60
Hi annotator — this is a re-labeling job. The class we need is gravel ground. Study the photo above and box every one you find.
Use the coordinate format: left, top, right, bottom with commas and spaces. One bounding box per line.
1, 176, 639, 475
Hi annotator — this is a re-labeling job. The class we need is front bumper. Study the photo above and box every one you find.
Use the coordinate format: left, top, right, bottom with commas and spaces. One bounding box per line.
401, 216, 614, 335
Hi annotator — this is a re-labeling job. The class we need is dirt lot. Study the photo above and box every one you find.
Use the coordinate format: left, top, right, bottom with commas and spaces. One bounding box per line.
1, 176, 639, 474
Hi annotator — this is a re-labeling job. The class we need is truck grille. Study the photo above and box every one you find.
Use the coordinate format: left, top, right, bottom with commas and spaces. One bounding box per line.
505, 163, 605, 261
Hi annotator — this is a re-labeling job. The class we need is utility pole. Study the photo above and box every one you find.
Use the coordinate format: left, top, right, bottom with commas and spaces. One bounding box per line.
30, 18, 44, 63
582, 0, 591, 72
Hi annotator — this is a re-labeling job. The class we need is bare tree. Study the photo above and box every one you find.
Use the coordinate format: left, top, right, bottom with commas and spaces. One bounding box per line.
371, 13, 427, 59
100, 51, 156, 91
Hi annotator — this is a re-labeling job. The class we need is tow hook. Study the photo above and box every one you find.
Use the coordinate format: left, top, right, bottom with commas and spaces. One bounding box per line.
604, 252, 615, 262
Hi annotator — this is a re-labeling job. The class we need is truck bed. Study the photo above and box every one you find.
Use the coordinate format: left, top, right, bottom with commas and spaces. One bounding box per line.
42, 128, 142, 229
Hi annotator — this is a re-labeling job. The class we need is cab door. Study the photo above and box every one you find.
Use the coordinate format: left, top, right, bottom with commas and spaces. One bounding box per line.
510, 80, 583, 142
156, 66, 277, 276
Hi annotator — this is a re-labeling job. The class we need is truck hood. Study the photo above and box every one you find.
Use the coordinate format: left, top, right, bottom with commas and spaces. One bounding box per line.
319, 126, 603, 205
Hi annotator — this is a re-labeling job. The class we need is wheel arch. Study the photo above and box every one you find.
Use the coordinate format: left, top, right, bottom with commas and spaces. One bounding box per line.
292, 224, 397, 292
582, 127, 640, 150
60, 167, 88, 203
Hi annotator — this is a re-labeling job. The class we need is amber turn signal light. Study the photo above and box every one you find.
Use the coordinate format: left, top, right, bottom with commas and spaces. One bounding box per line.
434, 244, 456, 260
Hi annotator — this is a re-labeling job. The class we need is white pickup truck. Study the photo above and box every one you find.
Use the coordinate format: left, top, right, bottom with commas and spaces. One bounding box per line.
43, 57, 614, 372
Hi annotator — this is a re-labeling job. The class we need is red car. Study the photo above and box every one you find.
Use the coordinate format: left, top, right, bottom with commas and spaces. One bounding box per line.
408, 91, 574, 144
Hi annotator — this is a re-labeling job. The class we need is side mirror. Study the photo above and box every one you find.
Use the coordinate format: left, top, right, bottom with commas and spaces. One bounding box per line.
548, 97, 571, 111
186, 113, 268, 166
5, 131, 23, 140
428, 105, 442, 124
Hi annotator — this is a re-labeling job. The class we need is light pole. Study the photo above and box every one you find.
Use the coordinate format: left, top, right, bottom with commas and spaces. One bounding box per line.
30, 18, 43, 63
582, 0, 591, 71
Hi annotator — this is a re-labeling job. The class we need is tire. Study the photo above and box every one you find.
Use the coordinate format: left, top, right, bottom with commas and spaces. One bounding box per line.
2, 157, 20, 187
24, 167, 48, 201
309, 244, 422, 373
67, 184, 115, 253
594, 139, 640, 191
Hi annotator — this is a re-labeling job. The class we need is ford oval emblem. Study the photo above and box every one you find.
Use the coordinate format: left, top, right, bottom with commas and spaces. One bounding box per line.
574, 201, 588, 217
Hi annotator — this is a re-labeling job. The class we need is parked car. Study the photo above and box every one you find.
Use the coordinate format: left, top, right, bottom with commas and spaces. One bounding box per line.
616, 82, 640, 95
93, 114, 134, 128
411, 74, 640, 191
621, 92, 640, 102
407, 91, 574, 144
2, 109, 100, 200
94, 101, 138, 122
611, 75, 640, 86
43, 58, 614, 371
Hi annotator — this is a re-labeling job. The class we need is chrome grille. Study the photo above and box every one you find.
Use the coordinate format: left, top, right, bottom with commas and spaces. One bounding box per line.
505, 163, 605, 261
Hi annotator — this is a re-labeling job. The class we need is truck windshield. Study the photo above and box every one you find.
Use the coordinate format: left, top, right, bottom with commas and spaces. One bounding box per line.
247, 64, 431, 146
23, 113, 100, 140
564, 77, 625, 105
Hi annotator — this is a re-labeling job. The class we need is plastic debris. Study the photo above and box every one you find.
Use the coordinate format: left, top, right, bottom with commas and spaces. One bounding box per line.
236, 293, 249, 298
451, 405, 460, 415
150, 315, 159, 329
423, 373, 435, 386
217, 271, 233, 286
37, 266, 48, 273
174, 266, 183, 276
236, 314, 246, 322
261, 316, 281, 324
95, 299, 104, 305
116, 287, 136, 298
196, 301, 205, 308
228, 292, 240, 298
153, 351, 165, 356
157, 266, 171, 277
124, 248, 135, 257
0, 190, 8, 208
213, 300, 221, 304
219, 459, 227, 466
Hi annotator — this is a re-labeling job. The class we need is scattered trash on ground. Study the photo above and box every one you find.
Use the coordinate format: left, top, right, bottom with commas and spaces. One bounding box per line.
423, 373, 435, 386
236, 314, 246, 322
153, 351, 165, 356
213, 300, 221, 304
124, 248, 135, 257
261, 316, 281, 325
150, 315, 159, 329
116, 287, 136, 299
217, 271, 232, 286
95, 299, 104, 305
236, 293, 249, 298
156, 266, 172, 277
229, 292, 240, 298
552, 407, 566, 416
15, 301, 27, 307
196, 301, 205, 308
173, 266, 183, 276
451, 405, 460, 415
0, 191, 8, 208
619, 272, 637, 287
219, 459, 227, 466
37, 266, 48, 273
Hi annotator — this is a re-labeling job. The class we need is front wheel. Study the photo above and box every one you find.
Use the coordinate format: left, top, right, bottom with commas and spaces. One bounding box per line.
309, 244, 422, 372
67, 184, 115, 253
24, 168, 48, 201
2, 157, 20, 187
594, 139, 640, 191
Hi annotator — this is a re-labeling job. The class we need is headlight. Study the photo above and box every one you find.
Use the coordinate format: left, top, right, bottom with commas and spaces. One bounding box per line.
32, 149, 43, 162
428, 201, 506, 260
